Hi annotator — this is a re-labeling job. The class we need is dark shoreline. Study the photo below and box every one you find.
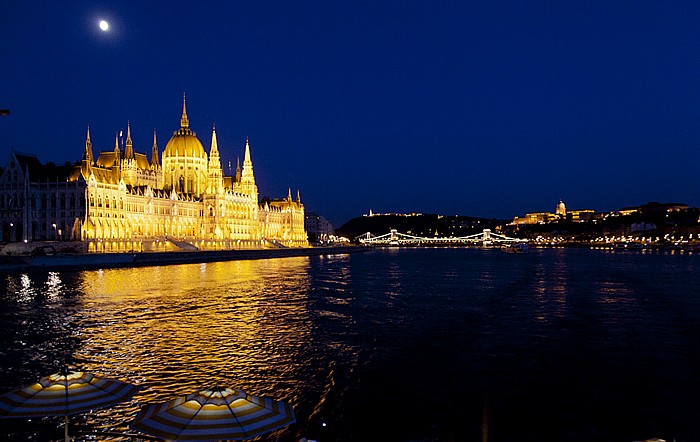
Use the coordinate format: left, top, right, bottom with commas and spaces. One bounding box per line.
0, 246, 369, 273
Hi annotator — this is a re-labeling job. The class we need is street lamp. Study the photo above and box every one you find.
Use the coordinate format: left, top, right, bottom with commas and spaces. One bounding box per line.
52, 223, 57, 240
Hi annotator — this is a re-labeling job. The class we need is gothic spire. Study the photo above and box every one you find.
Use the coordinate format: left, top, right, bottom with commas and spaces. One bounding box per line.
243, 136, 251, 163
208, 126, 223, 192
81, 126, 94, 179
113, 132, 121, 165
151, 129, 160, 167
240, 137, 256, 196
180, 92, 189, 128
125, 121, 134, 160
210, 125, 219, 157
83, 126, 93, 164
242, 137, 254, 179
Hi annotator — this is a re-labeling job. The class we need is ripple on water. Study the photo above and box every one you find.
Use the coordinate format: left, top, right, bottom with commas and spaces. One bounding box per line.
1, 249, 700, 441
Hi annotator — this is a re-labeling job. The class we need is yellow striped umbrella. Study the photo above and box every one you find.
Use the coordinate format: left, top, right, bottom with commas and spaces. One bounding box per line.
0, 367, 141, 441
130, 385, 296, 441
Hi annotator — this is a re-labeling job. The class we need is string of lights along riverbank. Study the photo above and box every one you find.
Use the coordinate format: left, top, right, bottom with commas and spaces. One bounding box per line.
0, 94, 308, 252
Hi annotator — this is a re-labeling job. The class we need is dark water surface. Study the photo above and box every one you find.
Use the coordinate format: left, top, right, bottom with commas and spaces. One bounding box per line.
1, 247, 699, 441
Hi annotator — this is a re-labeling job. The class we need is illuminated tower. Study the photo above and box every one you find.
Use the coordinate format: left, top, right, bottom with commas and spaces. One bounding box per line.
121, 121, 138, 186
150, 129, 163, 188
113, 133, 121, 165
162, 93, 208, 196
207, 126, 223, 194
235, 157, 241, 183
555, 199, 567, 217
111, 132, 122, 182
151, 130, 160, 167
124, 121, 134, 160
240, 137, 258, 202
81, 126, 93, 178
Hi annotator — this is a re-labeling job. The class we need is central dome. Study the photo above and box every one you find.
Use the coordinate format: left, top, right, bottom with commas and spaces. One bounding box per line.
163, 127, 206, 159
163, 96, 207, 160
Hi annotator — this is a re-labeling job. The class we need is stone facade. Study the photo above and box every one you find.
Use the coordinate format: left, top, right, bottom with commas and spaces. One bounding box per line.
0, 98, 308, 252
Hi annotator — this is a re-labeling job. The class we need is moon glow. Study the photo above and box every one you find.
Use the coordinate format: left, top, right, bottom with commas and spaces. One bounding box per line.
99, 20, 109, 31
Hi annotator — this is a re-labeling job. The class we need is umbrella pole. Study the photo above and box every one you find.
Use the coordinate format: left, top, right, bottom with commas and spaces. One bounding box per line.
63, 366, 70, 442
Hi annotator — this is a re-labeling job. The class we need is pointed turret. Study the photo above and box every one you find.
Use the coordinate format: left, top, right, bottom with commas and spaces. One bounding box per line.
287, 187, 292, 201
113, 132, 121, 165
151, 129, 160, 167
210, 125, 220, 157
235, 157, 241, 183
124, 121, 134, 160
297, 189, 301, 204
240, 137, 257, 199
207, 126, 223, 193
180, 92, 189, 128
81, 126, 94, 178
244, 137, 251, 161
242, 137, 254, 179
83, 126, 93, 164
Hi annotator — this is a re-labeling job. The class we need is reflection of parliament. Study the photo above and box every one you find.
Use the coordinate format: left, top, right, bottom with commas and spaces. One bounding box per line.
0, 97, 308, 251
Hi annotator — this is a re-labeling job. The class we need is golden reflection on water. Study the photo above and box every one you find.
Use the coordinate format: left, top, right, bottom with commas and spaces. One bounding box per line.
69, 257, 315, 438
530, 253, 569, 324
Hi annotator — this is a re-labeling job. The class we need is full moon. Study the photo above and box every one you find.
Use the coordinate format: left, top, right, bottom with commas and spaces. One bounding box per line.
99, 20, 109, 31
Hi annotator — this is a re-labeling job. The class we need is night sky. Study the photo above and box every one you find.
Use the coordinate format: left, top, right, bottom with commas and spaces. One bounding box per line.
2, 1, 700, 226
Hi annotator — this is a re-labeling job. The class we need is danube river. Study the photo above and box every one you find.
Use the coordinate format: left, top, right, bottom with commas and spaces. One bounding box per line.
1, 247, 699, 441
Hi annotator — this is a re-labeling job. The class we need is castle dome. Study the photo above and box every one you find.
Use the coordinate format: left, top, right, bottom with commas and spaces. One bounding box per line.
162, 95, 207, 160
555, 199, 567, 216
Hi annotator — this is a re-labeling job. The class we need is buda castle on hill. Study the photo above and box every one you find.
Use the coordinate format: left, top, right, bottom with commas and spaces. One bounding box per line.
0, 97, 308, 252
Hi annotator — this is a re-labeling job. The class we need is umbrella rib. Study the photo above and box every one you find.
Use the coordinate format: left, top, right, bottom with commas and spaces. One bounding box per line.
219, 388, 249, 439
180, 402, 206, 439
62, 370, 140, 415
167, 392, 214, 440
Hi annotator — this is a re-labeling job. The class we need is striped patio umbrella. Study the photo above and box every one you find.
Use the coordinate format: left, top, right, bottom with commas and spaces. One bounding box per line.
130, 385, 296, 441
0, 367, 141, 441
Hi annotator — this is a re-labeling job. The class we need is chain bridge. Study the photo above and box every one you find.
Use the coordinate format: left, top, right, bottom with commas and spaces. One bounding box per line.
356, 229, 526, 246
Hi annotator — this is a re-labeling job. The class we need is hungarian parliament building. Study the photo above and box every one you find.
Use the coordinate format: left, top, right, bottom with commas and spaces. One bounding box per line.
0, 97, 308, 252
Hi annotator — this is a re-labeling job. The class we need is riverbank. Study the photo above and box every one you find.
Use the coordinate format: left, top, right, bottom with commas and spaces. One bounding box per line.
0, 245, 369, 273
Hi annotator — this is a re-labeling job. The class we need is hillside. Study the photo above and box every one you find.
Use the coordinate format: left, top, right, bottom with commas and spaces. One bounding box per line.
335, 213, 507, 241
335, 203, 700, 244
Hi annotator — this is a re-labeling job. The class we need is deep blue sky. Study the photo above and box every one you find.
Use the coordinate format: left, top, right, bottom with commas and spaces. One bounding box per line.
2, 1, 700, 226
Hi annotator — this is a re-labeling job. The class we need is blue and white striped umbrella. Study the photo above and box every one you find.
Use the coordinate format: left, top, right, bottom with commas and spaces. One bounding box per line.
0, 367, 141, 441
130, 385, 296, 441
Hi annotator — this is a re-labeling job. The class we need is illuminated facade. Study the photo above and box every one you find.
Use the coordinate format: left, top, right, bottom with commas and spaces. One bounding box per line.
305, 211, 336, 243
511, 199, 597, 225
0, 97, 308, 251
511, 211, 559, 225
